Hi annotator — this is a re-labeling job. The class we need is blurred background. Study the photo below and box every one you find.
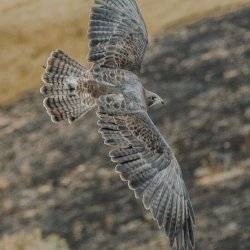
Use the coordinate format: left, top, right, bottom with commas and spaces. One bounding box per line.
0, 0, 250, 249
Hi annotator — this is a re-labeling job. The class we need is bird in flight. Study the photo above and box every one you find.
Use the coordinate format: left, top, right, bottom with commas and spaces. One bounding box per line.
41, 0, 195, 249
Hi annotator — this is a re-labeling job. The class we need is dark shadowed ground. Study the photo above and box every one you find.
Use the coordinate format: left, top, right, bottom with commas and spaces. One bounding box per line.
0, 7, 250, 250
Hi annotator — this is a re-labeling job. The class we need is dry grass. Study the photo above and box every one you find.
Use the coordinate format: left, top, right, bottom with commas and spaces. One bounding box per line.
1, 0, 250, 106
0, 229, 68, 250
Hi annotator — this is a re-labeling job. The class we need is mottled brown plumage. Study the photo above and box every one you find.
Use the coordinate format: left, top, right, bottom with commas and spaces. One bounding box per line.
40, 1, 195, 249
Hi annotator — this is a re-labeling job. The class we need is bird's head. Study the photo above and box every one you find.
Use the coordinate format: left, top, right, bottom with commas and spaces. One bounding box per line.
145, 89, 166, 109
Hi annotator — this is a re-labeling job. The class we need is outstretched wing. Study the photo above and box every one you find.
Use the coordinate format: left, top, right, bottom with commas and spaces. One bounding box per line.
88, 0, 148, 74
97, 94, 195, 250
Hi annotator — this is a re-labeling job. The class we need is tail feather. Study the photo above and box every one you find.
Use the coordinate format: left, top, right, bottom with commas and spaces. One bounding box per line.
44, 49, 85, 78
43, 95, 91, 123
41, 50, 96, 123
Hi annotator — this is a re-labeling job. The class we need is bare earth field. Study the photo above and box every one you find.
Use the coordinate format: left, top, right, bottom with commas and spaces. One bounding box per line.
1, 0, 250, 106
0, 5, 250, 250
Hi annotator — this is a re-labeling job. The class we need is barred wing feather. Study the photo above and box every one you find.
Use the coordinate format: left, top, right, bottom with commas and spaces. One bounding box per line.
88, 0, 148, 74
97, 94, 195, 250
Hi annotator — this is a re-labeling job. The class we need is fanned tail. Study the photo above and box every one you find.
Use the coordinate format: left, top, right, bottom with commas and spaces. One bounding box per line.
41, 50, 95, 123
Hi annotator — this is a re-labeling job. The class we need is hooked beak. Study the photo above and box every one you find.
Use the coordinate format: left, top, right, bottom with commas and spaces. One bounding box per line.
161, 98, 167, 105
152, 98, 167, 108
157, 97, 167, 106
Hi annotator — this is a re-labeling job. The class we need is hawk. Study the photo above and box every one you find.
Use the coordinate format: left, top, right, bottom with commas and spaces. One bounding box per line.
41, 0, 195, 249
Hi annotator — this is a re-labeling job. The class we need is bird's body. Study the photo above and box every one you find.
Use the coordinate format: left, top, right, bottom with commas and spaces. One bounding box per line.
41, 1, 195, 249
81, 66, 146, 111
